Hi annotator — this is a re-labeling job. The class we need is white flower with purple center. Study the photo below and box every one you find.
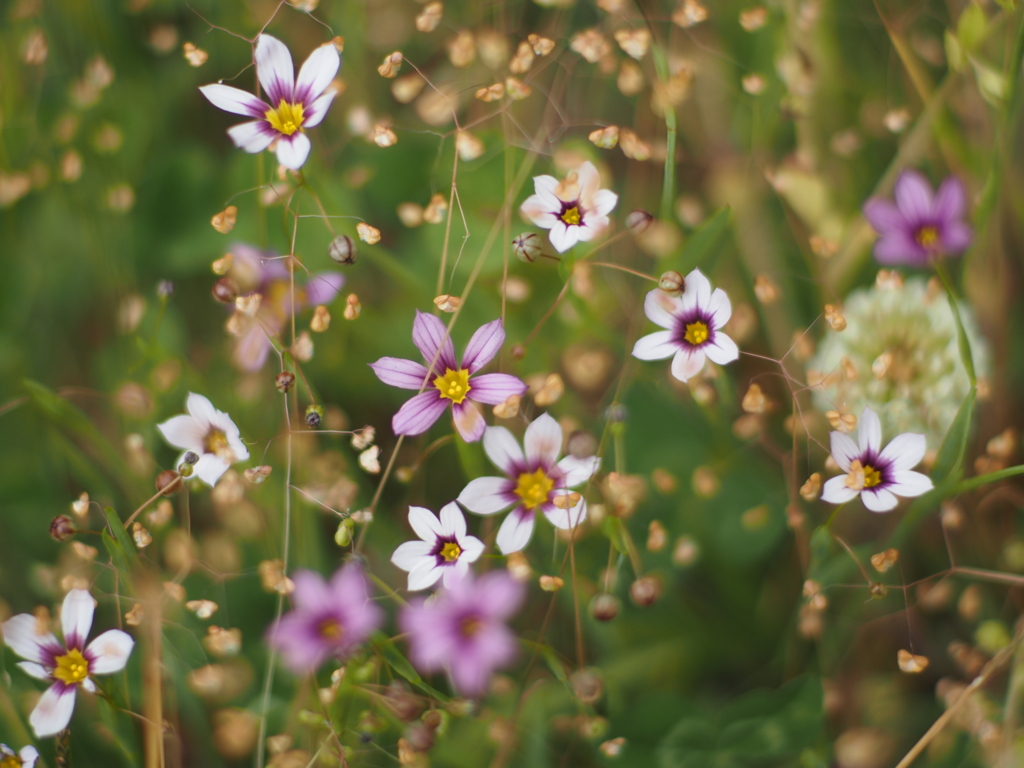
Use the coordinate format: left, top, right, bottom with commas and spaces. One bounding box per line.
457, 413, 601, 554
0, 744, 38, 767
862, 169, 972, 266
390, 503, 485, 591
519, 160, 618, 253
400, 570, 524, 696
631, 268, 739, 382
369, 312, 527, 443
265, 563, 383, 673
821, 407, 933, 513
157, 393, 250, 487
199, 34, 340, 170
2, 589, 134, 738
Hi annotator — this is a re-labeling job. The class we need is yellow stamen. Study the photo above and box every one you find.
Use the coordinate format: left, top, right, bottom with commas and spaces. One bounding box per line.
683, 321, 709, 346
265, 99, 305, 136
319, 618, 343, 640
1, 757, 22, 768
53, 648, 89, 685
440, 542, 462, 562
460, 617, 482, 637
434, 368, 472, 405
916, 226, 939, 249
514, 468, 554, 510
560, 206, 581, 226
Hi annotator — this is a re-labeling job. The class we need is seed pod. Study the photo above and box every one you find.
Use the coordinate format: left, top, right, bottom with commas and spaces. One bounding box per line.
305, 404, 323, 428
334, 521, 352, 547
589, 593, 620, 622
211, 277, 239, 304
512, 232, 541, 263
178, 462, 194, 477
183, 451, 199, 465
275, 371, 296, 393
329, 235, 358, 264
156, 469, 182, 496
630, 576, 662, 606
510, 343, 526, 360
50, 515, 77, 542
626, 209, 653, 235
799, 472, 821, 501
658, 270, 684, 294
570, 668, 604, 704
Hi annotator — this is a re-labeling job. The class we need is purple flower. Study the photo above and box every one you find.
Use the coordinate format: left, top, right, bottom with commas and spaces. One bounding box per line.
820, 407, 933, 512
370, 312, 527, 443
863, 170, 973, 265
265, 564, 383, 673
229, 244, 344, 372
457, 413, 600, 554
399, 571, 524, 696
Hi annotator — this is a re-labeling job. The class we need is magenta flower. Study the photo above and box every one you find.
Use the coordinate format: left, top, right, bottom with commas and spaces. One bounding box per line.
265, 564, 383, 673
862, 170, 972, 265
229, 244, 344, 372
370, 312, 527, 443
399, 571, 524, 696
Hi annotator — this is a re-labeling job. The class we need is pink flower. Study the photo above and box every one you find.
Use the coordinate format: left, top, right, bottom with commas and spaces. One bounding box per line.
370, 312, 527, 443
400, 571, 524, 696
265, 564, 383, 673
519, 161, 618, 253
199, 35, 340, 170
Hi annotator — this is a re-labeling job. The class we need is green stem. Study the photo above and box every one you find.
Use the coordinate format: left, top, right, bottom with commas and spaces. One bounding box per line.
932, 258, 977, 386
954, 463, 1024, 494
651, 45, 676, 221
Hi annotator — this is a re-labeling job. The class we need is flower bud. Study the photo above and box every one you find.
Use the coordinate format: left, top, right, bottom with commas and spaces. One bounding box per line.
156, 469, 182, 496
275, 371, 296, 393
589, 593, 620, 622
212, 277, 239, 304
50, 514, 77, 542
183, 451, 199, 465
626, 209, 654, 235
512, 232, 541, 263
630, 575, 662, 606
658, 270, 684, 294
305, 404, 323, 428
570, 668, 604, 704
334, 520, 352, 547
329, 235, 358, 264
178, 462, 194, 477
157, 280, 175, 298
510, 343, 526, 360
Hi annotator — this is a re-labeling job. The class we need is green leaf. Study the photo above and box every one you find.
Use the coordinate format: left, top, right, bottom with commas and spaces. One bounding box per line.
994, 0, 1018, 9
957, 3, 987, 54
930, 389, 976, 483
101, 507, 140, 590
674, 206, 731, 273
372, 632, 450, 702
945, 30, 967, 72
973, 58, 1008, 106
454, 432, 486, 481
602, 516, 629, 556
557, 251, 576, 283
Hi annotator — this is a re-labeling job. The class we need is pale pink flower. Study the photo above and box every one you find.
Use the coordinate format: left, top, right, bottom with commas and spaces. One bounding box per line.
391, 503, 485, 591
520, 161, 618, 252
157, 393, 250, 486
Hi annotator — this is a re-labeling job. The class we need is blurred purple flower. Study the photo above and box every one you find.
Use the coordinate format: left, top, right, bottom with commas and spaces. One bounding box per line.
265, 564, 383, 673
370, 312, 527, 442
230, 244, 343, 372
400, 570, 524, 696
862, 170, 972, 265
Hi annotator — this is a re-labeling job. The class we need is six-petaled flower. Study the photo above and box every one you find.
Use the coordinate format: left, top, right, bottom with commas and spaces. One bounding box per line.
390, 503, 485, 591
157, 393, 250, 486
519, 161, 618, 253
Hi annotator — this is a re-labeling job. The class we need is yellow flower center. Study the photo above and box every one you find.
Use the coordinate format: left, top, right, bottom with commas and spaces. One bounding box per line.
265, 99, 305, 136
844, 459, 882, 491
434, 368, 472, 404
1, 757, 22, 768
684, 321, 709, 346
440, 542, 462, 562
560, 206, 582, 226
53, 648, 89, 685
319, 618, 344, 640
515, 468, 554, 510
916, 226, 939, 248
204, 428, 236, 462
460, 617, 482, 637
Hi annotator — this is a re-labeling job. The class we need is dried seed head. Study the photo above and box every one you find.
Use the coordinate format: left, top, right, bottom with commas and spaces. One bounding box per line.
571, 668, 604, 704
504, 76, 532, 100
739, 6, 769, 31
204, 626, 242, 658
741, 74, 766, 94
423, 192, 448, 223
505, 551, 533, 581
589, 593, 620, 621
646, 520, 667, 552
398, 203, 424, 228
509, 41, 535, 74
824, 303, 847, 331
305, 404, 323, 428
328, 234, 358, 264
234, 293, 261, 316
377, 51, 403, 78
186, 599, 219, 619
211, 205, 237, 234
552, 492, 582, 510
415, 2, 443, 32
588, 125, 619, 149
809, 235, 839, 258
691, 465, 719, 498
571, 29, 611, 63
372, 124, 398, 148
156, 469, 182, 496
310, 305, 331, 332
351, 426, 376, 450
825, 410, 857, 432
614, 29, 651, 60
359, 446, 382, 474
619, 129, 651, 161
630, 576, 662, 606
870, 548, 899, 573
528, 34, 555, 56
673, 0, 708, 27
125, 604, 145, 626
475, 82, 505, 102
132, 522, 153, 548
512, 232, 542, 263
212, 277, 239, 304
50, 515, 77, 542
567, 431, 598, 459
741, 383, 770, 413
533, 373, 565, 406
344, 294, 361, 320
897, 649, 929, 673
447, 30, 476, 67
987, 428, 1018, 460
212, 253, 233, 275
244, 465, 272, 484
884, 107, 912, 133
183, 42, 208, 67
868, 582, 888, 599
22, 28, 48, 65
625, 208, 654, 236
356, 222, 381, 244
799, 472, 822, 501
275, 371, 295, 394
391, 73, 425, 104
618, 60, 645, 96
539, 575, 564, 592
433, 294, 462, 313
493, 394, 521, 419
292, 331, 313, 362
672, 535, 700, 566
600, 738, 626, 758
753, 275, 779, 304
455, 130, 485, 160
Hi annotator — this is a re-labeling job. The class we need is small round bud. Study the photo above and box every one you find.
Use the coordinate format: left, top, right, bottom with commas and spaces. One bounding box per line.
275, 371, 296, 394
606, 402, 628, 423
305, 404, 324, 428
510, 343, 526, 360
512, 232, 541, 263
157, 280, 175, 298
658, 270, 684, 294
626, 209, 653, 236
570, 668, 604, 705
869, 582, 888, 599
334, 521, 352, 547
589, 593, 620, 622
329, 235, 358, 264
155, 469, 182, 496
50, 515, 77, 542
211, 277, 239, 304
177, 462, 194, 477
630, 575, 662, 607
183, 451, 200, 465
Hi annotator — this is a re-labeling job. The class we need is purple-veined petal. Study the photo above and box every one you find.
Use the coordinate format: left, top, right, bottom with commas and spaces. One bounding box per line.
305, 272, 344, 306
556, 455, 600, 487
859, 407, 882, 454
30, 684, 77, 738
862, 198, 907, 235
294, 42, 341, 105
1, 614, 60, 664
391, 540, 433, 572
61, 590, 94, 651
85, 630, 134, 675
873, 233, 928, 265
821, 475, 859, 505
524, 412, 562, 468
941, 222, 973, 255
879, 432, 927, 472
275, 132, 311, 170
408, 564, 444, 591
256, 34, 295, 105
462, 319, 505, 373
227, 120, 277, 153
370, 357, 432, 390
496, 509, 535, 554
548, 221, 579, 253
482, 426, 525, 475
684, 268, 712, 311
829, 432, 859, 472
408, 506, 444, 542
157, 415, 204, 451
18, 662, 51, 680
861, 488, 898, 513
933, 176, 966, 224
704, 332, 739, 366
887, 470, 933, 498
453, 401, 486, 442
192, 453, 230, 487
392, 391, 448, 436
303, 91, 336, 129
632, 331, 678, 361
467, 373, 527, 405
706, 288, 732, 329
670, 347, 706, 382
589, 188, 618, 217
644, 288, 682, 330
199, 84, 269, 118
439, 502, 467, 538
412, 311, 458, 372
458, 476, 516, 514
893, 169, 933, 225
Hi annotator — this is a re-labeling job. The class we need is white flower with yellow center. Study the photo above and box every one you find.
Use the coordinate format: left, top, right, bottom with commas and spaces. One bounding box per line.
519, 161, 618, 253
0, 744, 38, 768
199, 34, 340, 170
2, 589, 134, 738
457, 413, 601, 554
157, 392, 250, 486
390, 503, 485, 590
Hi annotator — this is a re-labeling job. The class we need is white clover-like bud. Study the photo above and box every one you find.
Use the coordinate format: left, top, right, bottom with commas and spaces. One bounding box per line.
512, 232, 542, 263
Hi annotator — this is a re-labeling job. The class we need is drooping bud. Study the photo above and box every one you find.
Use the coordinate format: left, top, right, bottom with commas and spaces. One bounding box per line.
570, 668, 604, 704
626, 209, 653, 235
658, 270, 684, 294
211, 278, 239, 305
50, 515, 77, 542
630, 576, 662, 606
512, 232, 541, 263
589, 593, 620, 622
156, 469, 182, 496
275, 371, 296, 393
305, 404, 323, 428
180, 451, 198, 466
334, 518, 354, 546
177, 461, 194, 478
328, 235, 358, 264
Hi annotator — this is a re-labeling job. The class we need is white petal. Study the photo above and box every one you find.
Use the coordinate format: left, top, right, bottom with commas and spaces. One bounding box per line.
861, 488, 898, 513
632, 331, 678, 361
227, 120, 276, 153
821, 475, 858, 505
706, 287, 732, 329
482, 426, 525, 475
544, 497, 586, 529
18, 662, 51, 680
644, 288, 682, 330
496, 510, 535, 554
548, 222, 579, 253
256, 34, 295, 105
524, 412, 562, 468
670, 347, 706, 382
704, 333, 739, 365
879, 433, 927, 472
589, 188, 618, 217
30, 684, 76, 738
439, 502, 467, 538
888, 470, 933, 498
192, 453, 229, 487
684, 268, 712, 310
576, 214, 608, 241
458, 534, 485, 563
185, 392, 217, 430
2, 614, 59, 664
85, 630, 134, 675
156, 415, 204, 451
20, 746, 39, 768
295, 42, 341, 104
80, 678, 96, 693
408, 565, 444, 591
391, 540, 433, 572
531, 175, 561, 210
556, 455, 600, 487
859, 407, 882, 454
61, 589, 95, 650
225, 430, 250, 463
198, 84, 268, 117
302, 91, 335, 128
457, 477, 515, 515
275, 132, 311, 170
442, 561, 470, 587
829, 432, 859, 473
408, 506, 444, 542
520, 193, 557, 228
